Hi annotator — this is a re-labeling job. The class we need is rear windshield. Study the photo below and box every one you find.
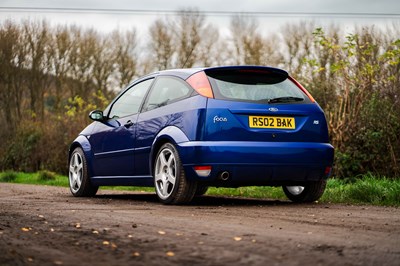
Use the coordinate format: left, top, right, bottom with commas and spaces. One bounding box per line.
206, 68, 309, 104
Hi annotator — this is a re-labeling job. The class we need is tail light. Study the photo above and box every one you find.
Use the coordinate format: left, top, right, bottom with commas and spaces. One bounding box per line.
324, 166, 332, 177
186, 71, 214, 98
289, 76, 316, 103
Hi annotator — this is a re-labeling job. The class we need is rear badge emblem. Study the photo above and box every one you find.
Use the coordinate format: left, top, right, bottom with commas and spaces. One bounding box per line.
213, 116, 228, 123
268, 107, 279, 112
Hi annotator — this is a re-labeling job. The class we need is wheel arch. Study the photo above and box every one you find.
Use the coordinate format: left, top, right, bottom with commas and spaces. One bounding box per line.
68, 135, 94, 178
149, 126, 189, 176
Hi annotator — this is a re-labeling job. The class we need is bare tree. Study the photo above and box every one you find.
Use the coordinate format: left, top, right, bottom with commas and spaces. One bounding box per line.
48, 25, 73, 111
68, 27, 96, 100
149, 19, 174, 70
91, 33, 115, 100
22, 19, 52, 120
300, 25, 340, 109
0, 20, 21, 130
197, 24, 224, 67
171, 9, 205, 68
112, 29, 138, 89
382, 22, 400, 104
228, 15, 280, 66
281, 21, 316, 76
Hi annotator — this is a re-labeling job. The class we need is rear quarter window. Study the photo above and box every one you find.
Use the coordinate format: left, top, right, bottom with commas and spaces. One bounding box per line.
142, 76, 193, 112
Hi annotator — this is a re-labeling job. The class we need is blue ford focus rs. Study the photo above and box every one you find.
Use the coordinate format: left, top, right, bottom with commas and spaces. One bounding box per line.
68, 66, 334, 204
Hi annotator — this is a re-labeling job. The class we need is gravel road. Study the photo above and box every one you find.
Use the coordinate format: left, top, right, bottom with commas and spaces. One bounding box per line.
0, 183, 399, 266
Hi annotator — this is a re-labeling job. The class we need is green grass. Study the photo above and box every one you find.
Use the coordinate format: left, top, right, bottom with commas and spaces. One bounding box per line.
0, 171, 69, 187
208, 175, 400, 206
1, 171, 399, 206
321, 174, 400, 206
105, 186, 154, 192
0, 171, 18, 182
37, 170, 57, 181
207, 186, 286, 200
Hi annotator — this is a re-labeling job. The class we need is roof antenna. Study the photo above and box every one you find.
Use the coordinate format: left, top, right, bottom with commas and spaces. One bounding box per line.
181, 45, 196, 68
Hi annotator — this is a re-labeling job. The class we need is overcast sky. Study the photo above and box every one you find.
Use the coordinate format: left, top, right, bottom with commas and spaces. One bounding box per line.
1, 0, 400, 36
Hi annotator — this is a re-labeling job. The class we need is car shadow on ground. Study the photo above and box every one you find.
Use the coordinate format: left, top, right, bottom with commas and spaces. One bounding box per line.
92, 193, 302, 207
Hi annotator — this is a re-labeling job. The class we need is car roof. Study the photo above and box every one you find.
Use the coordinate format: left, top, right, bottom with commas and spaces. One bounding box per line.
147, 66, 288, 80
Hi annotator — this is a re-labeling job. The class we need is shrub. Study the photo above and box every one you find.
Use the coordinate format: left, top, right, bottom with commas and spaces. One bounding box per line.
0, 171, 17, 182
37, 170, 56, 181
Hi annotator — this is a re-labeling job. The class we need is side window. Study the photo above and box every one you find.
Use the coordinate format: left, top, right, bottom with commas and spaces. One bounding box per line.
143, 77, 192, 112
108, 78, 153, 119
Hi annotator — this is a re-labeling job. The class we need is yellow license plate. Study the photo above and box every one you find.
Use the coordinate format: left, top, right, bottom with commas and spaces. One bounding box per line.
249, 116, 295, 129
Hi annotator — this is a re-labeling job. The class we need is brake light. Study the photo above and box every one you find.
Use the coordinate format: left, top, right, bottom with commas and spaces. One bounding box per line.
324, 166, 332, 177
289, 76, 315, 103
186, 71, 214, 98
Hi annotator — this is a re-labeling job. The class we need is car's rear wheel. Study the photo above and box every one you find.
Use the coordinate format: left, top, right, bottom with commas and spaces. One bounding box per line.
282, 180, 326, 203
69, 147, 98, 197
154, 143, 197, 204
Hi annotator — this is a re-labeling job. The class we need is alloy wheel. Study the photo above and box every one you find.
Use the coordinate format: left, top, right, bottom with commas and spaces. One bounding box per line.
154, 148, 177, 200
69, 152, 83, 193
285, 186, 305, 196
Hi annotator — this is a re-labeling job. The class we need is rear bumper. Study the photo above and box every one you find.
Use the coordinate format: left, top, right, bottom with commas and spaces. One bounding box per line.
177, 141, 334, 186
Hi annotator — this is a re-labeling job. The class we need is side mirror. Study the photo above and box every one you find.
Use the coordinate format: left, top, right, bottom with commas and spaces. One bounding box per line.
89, 110, 104, 122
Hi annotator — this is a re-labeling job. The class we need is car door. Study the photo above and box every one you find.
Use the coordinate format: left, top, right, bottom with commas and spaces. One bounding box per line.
134, 76, 195, 175
89, 78, 154, 177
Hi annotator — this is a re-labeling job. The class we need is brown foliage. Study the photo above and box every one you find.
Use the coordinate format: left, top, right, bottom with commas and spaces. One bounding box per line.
0, 17, 399, 178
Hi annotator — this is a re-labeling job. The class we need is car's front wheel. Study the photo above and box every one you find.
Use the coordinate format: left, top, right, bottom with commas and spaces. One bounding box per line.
282, 180, 327, 203
154, 143, 197, 204
69, 147, 98, 197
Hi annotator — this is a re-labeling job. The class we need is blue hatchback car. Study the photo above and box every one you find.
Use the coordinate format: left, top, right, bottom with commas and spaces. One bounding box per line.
68, 66, 334, 204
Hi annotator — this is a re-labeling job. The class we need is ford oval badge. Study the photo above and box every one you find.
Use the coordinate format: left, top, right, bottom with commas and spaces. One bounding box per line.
268, 107, 279, 112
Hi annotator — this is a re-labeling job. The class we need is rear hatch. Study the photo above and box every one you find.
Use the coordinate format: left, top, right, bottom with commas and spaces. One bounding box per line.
202, 66, 329, 143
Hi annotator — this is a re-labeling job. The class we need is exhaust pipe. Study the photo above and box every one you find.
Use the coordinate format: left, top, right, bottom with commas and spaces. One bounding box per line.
219, 171, 230, 181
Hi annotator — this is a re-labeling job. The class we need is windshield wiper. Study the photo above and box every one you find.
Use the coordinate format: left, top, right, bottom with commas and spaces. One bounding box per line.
148, 99, 170, 108
268, 97, 304, 104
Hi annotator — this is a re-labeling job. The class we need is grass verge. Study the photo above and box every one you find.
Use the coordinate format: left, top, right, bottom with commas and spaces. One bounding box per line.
0, 171, 399, 206
0, 171, 69, 187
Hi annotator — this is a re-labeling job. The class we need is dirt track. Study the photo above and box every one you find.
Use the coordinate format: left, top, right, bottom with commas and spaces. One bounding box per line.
0, 183, 399, 266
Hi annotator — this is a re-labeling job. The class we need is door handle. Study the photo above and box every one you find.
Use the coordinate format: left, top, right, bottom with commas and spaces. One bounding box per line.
124, 120, 134, 128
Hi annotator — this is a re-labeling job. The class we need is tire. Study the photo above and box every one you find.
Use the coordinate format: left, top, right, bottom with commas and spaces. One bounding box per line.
195, 185, 209, 196
68, 147, 98, 197
282, 180, 327, 203
154, 143, 197, 204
